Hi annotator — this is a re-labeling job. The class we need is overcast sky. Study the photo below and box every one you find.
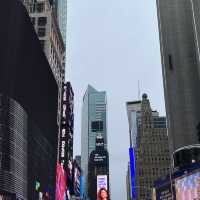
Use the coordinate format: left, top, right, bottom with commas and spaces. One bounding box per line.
67, 0, 165, 199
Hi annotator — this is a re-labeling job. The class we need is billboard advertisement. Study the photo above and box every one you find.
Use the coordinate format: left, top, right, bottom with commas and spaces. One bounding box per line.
155, 182, 174, 200
97, 175, 108, 200
154, 174, 175, 200
55, 162, 66, 200
175, 170, 200, 199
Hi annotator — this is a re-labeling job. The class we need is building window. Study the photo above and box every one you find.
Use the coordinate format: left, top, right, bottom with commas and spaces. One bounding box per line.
91, 121, 103, 132
30, 17, 35, 25
40, 40, 45, 50
168, 54, 173, 70
38, 17, 47, 26
38, 28, 46, 37
37, 3, 45, 13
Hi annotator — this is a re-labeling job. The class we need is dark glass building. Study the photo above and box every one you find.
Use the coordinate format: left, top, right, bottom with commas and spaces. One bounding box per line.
0, 0, 58, 199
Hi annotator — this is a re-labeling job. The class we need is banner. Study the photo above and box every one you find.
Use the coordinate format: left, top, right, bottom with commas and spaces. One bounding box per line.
55, 162, 66, 200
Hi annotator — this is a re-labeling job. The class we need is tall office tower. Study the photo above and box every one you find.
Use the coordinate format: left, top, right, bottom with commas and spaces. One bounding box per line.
0, 1, 58, 199
21, 0, 65, 87
156, 0, 200, 155
81, 85, 107, 196
56, 0, 67, 46
126, 94, 170, 200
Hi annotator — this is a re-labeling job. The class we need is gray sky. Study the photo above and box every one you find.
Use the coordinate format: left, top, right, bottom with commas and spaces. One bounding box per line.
67, 0, 165, 199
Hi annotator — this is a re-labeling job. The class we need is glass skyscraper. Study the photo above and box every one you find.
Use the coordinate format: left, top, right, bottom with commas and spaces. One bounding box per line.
81, 85, 107, 195
56, 0, 67, 46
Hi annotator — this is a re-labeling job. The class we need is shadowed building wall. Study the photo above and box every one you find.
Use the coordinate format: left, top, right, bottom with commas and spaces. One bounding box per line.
156, 0, 200, 154
0, 0, 58, 199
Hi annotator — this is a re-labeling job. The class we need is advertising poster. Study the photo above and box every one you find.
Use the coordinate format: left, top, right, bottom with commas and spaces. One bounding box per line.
156, 183, 174, 200
97, 175, 108, 192
55, 162, 66, 200
175, 171, 200, 200
154, 174, 175, 200
97, 175, 108, 200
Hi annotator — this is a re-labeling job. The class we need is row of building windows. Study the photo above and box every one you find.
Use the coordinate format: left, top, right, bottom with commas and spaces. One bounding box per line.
137, 156, 170, 163
138, 167, 170, 176
27, 2, 47, 14
31, 16, 47, 27
51, 22, 64, 60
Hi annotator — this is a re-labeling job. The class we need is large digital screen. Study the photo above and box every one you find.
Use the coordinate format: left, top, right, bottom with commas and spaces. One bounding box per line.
154, 174, 175, 200
175, 170, 200, 199
156, 182, 174, 200
97, 175, 108, 200
55, 162, 66, 200
97, 175, 108, 191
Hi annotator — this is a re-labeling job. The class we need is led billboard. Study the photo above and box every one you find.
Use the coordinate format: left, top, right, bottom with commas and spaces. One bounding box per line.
154, 174, 175, 200
97, 175, 109, 200
175, 170, 200, 200
55, 162, 66, 200
97, 175, 108, 192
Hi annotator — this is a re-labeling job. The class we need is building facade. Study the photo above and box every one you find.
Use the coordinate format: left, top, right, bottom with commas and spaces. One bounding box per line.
156, 0, 200, 154
126, 94, 170, 200
21, 0, 65, 87
81, 85, 107, 196
126, 101, 141, 148
0, 1, 59, 199
0, 95, 28, 200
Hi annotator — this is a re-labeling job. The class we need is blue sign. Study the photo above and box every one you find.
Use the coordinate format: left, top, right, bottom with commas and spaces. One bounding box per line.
129, 147, 136, 199
80, 175, 84, 198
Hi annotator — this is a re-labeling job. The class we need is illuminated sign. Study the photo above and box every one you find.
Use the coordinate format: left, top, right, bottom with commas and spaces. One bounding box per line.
55, 162, 66, 200
97, 175, 108, 192
129, 147, 136, 199
94, 153, 107, 162
175, 170, 200, 199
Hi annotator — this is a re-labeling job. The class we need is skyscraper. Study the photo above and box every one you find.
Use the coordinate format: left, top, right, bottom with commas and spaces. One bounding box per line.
56, 0, 67, 46
81, 85, 107, 196
126, 94, 170, 200
156, 0, 200, 154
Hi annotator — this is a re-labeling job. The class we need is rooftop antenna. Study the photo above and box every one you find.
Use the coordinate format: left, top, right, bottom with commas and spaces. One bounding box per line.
138, 80, 141, 100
